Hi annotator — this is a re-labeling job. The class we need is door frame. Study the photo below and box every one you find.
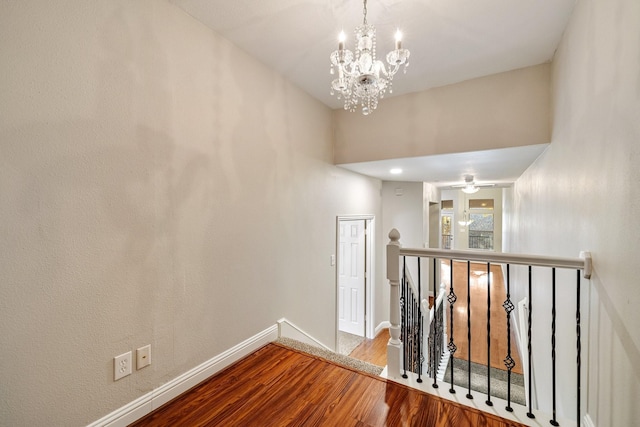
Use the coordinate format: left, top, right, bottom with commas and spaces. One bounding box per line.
335, 215, 376, 350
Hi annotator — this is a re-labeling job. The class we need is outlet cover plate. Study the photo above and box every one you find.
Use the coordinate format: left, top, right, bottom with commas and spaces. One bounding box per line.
114, 351, 132, 381
137, 344, 151, 370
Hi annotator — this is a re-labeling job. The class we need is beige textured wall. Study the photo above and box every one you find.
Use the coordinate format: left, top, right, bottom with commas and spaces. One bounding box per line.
381, 182, 424, 313
507, 0, 640, 424
0, 1, 382, 425
333, 64, 551, 164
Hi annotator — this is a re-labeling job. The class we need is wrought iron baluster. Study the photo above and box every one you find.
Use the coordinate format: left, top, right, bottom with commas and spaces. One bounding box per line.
551, 268, 559, 426
576, 269, 581, 426
417, 258, 422, 383
435, 300, 444, 384
466, 260, 473, 400
401, 256, 407, 379
412, 296, 416, 373
527, 265, 535, 419
447, 259, 457, 394
428, 305, 432, 377
412, 286, 416, 374
503, 264, 515, 412
411, 297, 415, 372
413, 297, 422, 382
486, 262, 493, 406
432, 257, 438, 388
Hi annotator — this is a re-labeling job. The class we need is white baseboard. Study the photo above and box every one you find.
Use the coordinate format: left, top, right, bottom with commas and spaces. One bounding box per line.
277, 318, 332, 351
583, 413, 595, 427
375, 321, 390, 336
88, 325, 278, 427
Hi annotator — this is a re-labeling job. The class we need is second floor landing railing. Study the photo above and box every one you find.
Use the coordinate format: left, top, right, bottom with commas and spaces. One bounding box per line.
386, 228, 592, 427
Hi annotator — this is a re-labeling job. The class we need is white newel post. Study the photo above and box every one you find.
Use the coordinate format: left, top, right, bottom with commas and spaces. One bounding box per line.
387, 229, 403, 379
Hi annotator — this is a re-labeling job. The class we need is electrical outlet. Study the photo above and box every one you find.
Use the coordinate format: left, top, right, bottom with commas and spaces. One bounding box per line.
114, 351, 132, 381
136, 344, 151, 370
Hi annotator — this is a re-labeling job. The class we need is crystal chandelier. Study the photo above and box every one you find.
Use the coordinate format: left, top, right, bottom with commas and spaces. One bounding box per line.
330, 0, 410, 115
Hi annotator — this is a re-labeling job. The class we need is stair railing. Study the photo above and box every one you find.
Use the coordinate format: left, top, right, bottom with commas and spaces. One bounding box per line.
399, 260, 447, 383
386, 228, 592, 427
399, 258, 427, 382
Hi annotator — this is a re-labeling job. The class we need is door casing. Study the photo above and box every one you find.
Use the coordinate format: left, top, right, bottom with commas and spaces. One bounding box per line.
335, 215, 375, 350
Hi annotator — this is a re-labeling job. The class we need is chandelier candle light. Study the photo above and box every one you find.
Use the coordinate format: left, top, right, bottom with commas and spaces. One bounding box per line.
330, 0, 410, 115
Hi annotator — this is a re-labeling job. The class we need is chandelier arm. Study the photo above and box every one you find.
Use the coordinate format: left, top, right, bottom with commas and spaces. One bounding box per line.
390, 64, 400, 76
377, 62, 399, 78
341, 62, 355, 78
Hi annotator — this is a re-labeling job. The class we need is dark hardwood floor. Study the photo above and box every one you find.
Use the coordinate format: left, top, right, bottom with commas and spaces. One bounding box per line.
130, 343, 526, 427
348, 328, 388, 367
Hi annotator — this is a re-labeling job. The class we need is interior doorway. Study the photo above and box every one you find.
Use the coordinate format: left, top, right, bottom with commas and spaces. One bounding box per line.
336, 216, 375, 354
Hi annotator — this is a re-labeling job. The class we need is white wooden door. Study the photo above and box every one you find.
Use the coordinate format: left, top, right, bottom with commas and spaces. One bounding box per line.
338, 219, 366, 336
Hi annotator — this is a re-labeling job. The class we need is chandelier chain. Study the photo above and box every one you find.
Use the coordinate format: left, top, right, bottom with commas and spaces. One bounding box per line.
363, 0, 368, 25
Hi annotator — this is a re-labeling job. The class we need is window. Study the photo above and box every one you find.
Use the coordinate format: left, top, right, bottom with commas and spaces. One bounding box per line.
469, 199, 494, 209
441, 215, 452, 249
441, 200, 453, 210
441, 200, 453, 249
468, 199, 494, 250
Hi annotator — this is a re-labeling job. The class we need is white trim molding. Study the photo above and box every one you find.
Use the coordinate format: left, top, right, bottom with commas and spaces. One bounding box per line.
88, 325, 278, 427
375, 321, 391, 336
336, 215, 376, 340
277, 318, 332, 351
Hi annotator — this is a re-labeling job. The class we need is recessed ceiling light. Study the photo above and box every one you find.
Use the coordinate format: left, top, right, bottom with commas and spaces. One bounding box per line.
390, 168, 402, 174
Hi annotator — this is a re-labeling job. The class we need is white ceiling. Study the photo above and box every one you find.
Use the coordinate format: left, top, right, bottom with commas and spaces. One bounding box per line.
338, 144, 549, 188
169, 0, 575, 186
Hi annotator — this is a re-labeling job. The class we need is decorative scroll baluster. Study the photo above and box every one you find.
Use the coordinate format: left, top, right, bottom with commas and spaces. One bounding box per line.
551, 268, 559, 426
576, 269, 581, 426
486, 262, 493, 406
428, 296, 445, 386
447, 259, 457, 394
409, 298, 418, 373
527, 266, 535, 419
466, 260, 473, 400
503, 264, 516, 412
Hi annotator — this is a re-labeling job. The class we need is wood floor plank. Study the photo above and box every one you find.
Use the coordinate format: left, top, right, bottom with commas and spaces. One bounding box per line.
130, 343, 526, 427
206, 351, 318, 425
348, 328, 388, 366
228, 357, 340, 426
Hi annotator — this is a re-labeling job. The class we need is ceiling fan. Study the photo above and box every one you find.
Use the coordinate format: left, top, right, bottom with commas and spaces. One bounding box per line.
451, 175, 494, 194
